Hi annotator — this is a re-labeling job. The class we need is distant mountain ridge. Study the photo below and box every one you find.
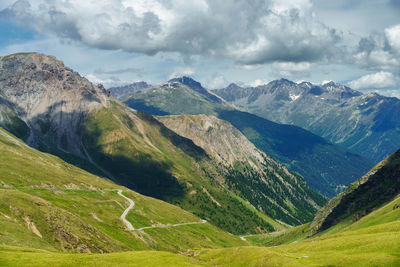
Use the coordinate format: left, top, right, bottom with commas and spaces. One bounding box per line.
214, 79, 400, 163
118, 77, 373, 197
108, 81, 151, 98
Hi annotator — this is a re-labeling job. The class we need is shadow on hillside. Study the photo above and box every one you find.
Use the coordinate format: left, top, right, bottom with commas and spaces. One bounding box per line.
125, 99, 170, 116
26, 106, 185, 201
0, 96, 31, 140
80, 111, 186, 200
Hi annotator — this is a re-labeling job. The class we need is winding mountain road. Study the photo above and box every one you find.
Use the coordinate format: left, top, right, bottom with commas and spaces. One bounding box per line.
117, 189, 135, 230
117, 189, 207, 232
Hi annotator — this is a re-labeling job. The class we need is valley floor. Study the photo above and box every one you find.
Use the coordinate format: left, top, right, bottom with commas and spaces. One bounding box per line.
2, 197, 400, 266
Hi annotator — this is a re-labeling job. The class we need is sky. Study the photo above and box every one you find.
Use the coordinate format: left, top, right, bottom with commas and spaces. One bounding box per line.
0, 0, 399, 97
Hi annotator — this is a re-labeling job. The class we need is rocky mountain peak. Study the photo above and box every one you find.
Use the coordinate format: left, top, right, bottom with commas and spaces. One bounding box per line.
225, 83, 242, 90
169, 76, 223, 103
0, 53, 110, 115
169, 76, 202, 90
0, 52, 112, 155
268, 78, 296, 87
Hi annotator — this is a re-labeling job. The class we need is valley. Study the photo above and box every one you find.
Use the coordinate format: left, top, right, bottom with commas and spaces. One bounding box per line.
118, 77, 373, 197
0, 52, 399, 267
1, 0, 399, 265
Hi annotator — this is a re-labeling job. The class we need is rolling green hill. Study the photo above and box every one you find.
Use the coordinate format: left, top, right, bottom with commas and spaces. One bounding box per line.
0, 127, 244, 253
118, 77, 372, 197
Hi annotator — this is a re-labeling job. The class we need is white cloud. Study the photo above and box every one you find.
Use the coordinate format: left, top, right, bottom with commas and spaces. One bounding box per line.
168, 67, 195, 79
272, 61, 312, 72
0, 0, 341, 65
321, 80, 333, 85
348, 71, 400, 90
385, 24, 400, 52
271, 0, 312, 15
249, 79, 269, 87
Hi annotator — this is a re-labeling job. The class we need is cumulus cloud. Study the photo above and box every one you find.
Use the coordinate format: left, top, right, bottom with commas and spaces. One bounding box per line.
348, 71, 400, 90
249, 79, 270, 87
0, 0, 341, 65
168, 67, 195, 79
353, 24, 400, 70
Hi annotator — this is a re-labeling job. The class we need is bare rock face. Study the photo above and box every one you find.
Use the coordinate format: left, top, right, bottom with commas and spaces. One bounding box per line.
0, 53, 111, 155
159, 114, 267, 170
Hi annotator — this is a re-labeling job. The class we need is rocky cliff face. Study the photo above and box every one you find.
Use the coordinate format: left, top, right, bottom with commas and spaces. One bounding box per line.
159, 114, 266, 169
0, 53, 111, 156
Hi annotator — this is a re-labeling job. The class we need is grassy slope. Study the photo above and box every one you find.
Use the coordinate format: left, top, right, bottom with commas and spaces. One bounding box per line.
195, 193, 400, 266
0, 246, 204, 267
0, 127, 244, 253
122, 81, 371, 198
310, 149, 400, 234
3, 194, 400, 266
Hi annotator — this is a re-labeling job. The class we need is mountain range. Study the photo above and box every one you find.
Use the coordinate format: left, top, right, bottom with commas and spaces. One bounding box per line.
116, 77, 372, 197
214, 79, 400, 163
